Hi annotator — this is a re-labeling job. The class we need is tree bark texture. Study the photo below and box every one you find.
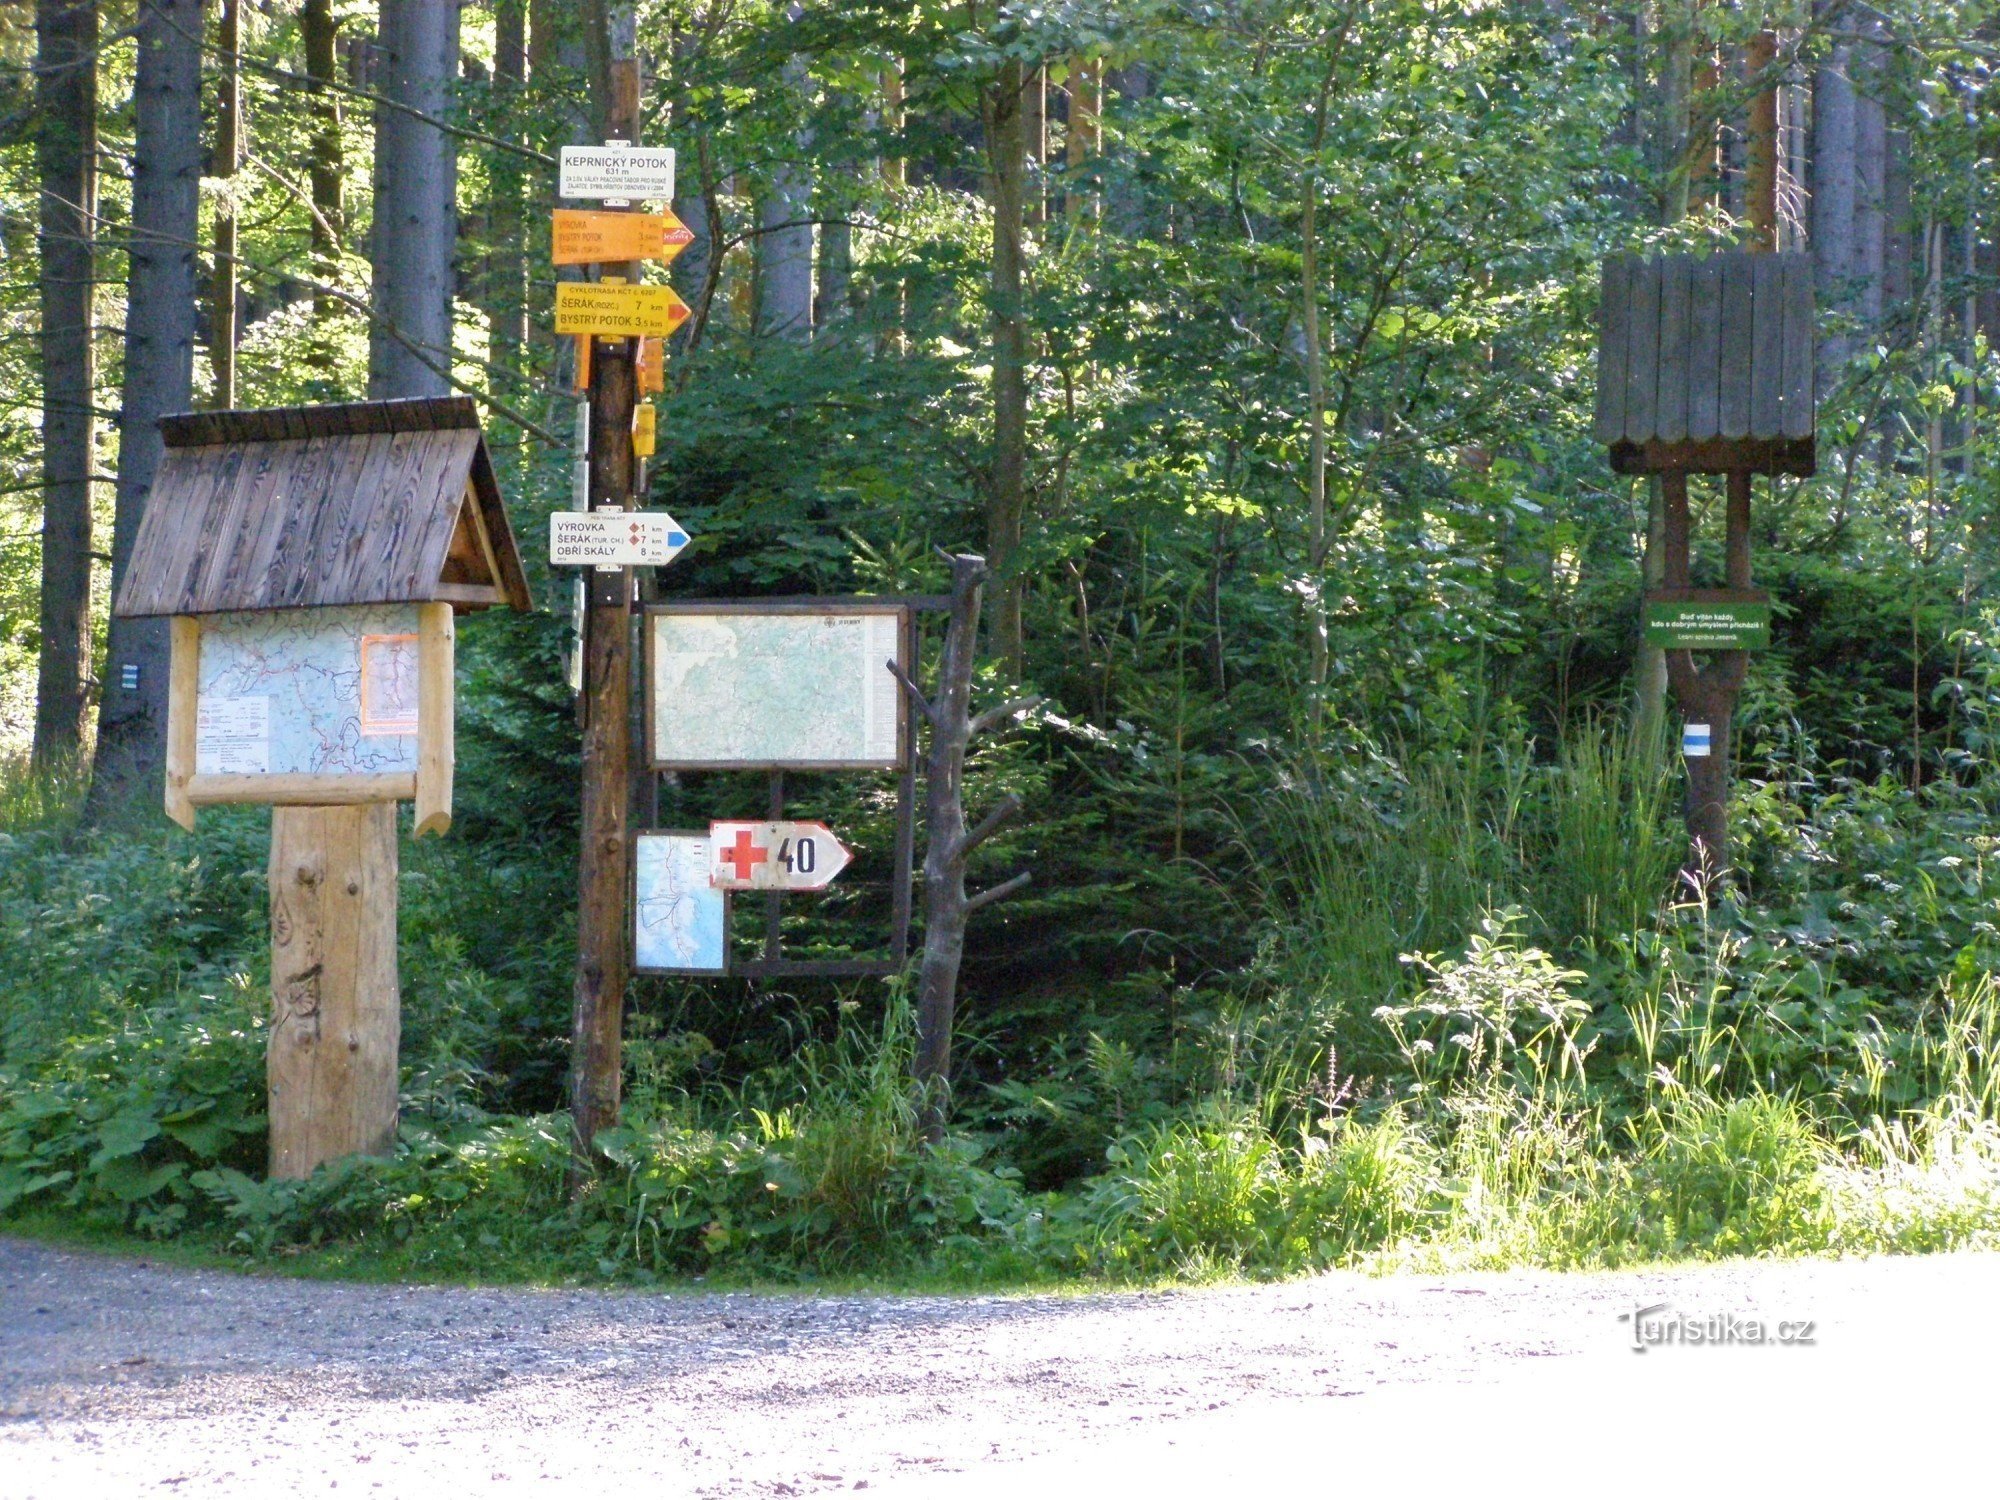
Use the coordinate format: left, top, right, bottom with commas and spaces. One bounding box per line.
568, 2, 641, 1182
984, 59, 1029, 673
267, 803, 401, 1179
1811, 23, 1857, 377
913, 557, 986, 1134
302, 0, 344, 319
208, 0, 240, 409
368, 0, 459, 399
486, 0, 527, 379
757, 28, 815, 341
1660, 471, 1751, 889
32, 0, 97, 769
92, 0, 203, 816
1852, 36, 1887, 333
1745, 30, 1778, 251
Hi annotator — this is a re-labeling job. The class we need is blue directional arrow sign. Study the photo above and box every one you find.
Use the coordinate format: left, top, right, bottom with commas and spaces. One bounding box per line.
548, 508, 691, 569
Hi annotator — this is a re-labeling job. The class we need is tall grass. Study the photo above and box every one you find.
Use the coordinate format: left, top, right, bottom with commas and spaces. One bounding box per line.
1232, 717, 1680, 1089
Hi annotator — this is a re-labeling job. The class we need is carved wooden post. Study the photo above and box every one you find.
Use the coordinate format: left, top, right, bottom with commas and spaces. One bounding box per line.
897, 554, 1036, 1139
268, 804, 400, 1177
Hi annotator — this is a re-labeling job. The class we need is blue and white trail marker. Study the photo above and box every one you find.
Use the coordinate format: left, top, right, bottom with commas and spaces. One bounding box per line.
1682, 722, 1713, 759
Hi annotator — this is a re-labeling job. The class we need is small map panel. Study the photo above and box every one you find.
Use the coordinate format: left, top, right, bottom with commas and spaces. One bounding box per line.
648, 608, 905, 769
197, 605, 422, 778
634, 832, 728, 973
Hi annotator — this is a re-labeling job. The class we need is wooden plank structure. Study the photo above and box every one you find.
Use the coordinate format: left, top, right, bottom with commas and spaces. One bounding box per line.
1595, 251, 1815, 475
1596, 253, 1815, 886
110, 396, 530, 1179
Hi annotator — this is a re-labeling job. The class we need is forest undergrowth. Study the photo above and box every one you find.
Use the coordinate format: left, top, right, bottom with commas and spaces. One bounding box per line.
5, 693, 2000, 1289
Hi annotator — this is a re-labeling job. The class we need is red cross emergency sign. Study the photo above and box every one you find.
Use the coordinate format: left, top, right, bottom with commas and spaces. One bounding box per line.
708, 821, 852, 891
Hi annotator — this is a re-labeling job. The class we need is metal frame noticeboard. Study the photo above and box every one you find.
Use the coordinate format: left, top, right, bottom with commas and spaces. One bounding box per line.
639, 596, 941, 981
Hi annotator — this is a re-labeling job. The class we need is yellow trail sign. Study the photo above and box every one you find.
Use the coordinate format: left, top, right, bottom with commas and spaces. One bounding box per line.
555, 282, 692, 338
637, 336, 665, 393
551, 209, 696, 266
632, 402, 657, 457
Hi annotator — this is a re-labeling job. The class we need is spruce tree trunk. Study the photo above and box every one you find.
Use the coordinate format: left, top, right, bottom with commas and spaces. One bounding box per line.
91, 0, 202, 816
487, 0, 527, 380
1852, 36, 1887, 334
302, 0, 344, 321
369, 0, 459, 399
983, 58, 1029, 674
1811, 29, 1857, 377
32, 0, 98, 770
756, 21, 815, 341
208, 0, 240, 409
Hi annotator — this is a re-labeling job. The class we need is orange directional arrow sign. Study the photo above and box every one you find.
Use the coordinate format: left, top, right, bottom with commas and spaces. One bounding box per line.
708, 821, 852, 892
552, 209, 696, 266
554, 281, 691, 338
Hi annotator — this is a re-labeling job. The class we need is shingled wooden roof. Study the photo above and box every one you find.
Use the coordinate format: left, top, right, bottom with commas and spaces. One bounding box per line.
113, 395, 533, 619
1595, 252, 1816, 477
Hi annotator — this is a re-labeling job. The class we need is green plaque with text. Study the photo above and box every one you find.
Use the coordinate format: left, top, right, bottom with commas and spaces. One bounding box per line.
1644, 596, 1771, 650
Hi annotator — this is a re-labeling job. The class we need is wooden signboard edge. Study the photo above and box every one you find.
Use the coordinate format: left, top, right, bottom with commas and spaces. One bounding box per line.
189, 771, 417, 806
642, 599, 913, 773
630, 828, 732, 977
166, 616, 200, 831
414, 602, 454, 838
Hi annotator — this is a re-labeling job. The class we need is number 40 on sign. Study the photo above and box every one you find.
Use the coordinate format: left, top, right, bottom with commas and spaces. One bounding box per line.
709, 821, 851, 891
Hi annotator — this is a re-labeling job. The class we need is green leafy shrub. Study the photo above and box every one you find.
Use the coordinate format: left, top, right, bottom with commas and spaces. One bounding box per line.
0, 982, 268, 1234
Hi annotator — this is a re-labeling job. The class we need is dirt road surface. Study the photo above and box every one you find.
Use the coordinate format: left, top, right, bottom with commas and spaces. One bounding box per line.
3, 1239, 1992, 1497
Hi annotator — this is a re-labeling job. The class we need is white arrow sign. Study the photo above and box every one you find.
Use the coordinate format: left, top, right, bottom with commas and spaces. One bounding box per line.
708, 821, 852, 892
560, 144, 676, 202
548, 509, 690, 570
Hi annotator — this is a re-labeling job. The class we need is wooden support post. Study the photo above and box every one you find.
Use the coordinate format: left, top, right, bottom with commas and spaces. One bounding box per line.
1661, 470, 1751, 891
268, 802, 400, 1179
414, 601, 454, 837
568, 7, 642, 1184
164, 617, 198, 832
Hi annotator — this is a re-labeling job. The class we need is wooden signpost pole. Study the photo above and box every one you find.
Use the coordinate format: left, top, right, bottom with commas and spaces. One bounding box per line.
1659, 471, 1751, 889
268, 803, 400, 1176
568, 10, 643, 1182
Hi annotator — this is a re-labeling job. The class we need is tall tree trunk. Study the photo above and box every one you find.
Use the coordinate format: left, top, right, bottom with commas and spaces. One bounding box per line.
91, 0, 203, 815
1811, 25, 1857, 378
756, 15, 814, 340
756, 171, 814, 337
32, 0, 97, 770
1853, 33, 1887, 334
1745, 29, 1778, 250
1022, 64, 1044, 229
302, 0, 343, 321
1106, 64, 1149, 237
208, 0, 240, 408
983, 57, 1029, 673
1655, 0, 1693, 223
816, 189, 851, 328
368, 0, 459, 399
487, 0, 527, 386
1883, 125, 1912, 314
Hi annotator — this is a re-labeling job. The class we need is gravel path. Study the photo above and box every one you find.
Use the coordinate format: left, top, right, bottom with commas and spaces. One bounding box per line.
3, 1238, 1994, 1497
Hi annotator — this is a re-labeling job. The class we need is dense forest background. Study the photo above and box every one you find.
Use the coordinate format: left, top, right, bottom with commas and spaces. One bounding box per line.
1, 0, 1998, 1278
